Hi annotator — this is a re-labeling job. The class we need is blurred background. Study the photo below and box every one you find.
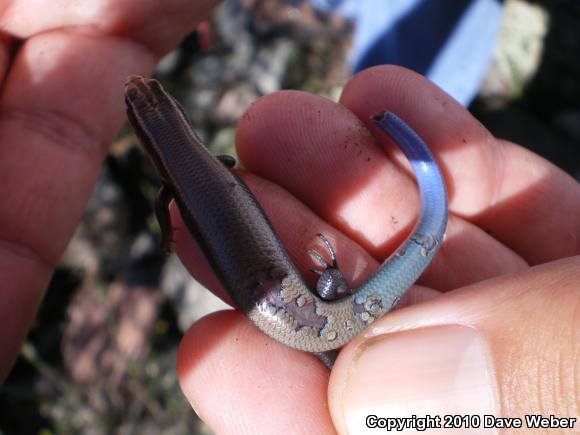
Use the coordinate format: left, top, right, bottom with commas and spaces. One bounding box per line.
1, 0, 578, 433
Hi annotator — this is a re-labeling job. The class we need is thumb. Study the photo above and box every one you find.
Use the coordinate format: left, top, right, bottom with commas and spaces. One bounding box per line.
328, 256, 580, 434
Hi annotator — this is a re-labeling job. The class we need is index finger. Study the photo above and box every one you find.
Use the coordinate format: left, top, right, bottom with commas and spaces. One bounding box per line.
340, 66, 580, 264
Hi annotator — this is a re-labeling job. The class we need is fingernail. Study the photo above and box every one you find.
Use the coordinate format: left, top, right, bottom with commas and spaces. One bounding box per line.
342, 325, 499, 434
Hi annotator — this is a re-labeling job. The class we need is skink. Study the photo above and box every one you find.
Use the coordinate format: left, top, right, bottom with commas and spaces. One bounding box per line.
125, 76, 447, 357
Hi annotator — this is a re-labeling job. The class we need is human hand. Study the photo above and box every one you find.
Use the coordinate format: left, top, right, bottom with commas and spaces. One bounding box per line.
175, 66, 580, 433
0, 0, 219, 381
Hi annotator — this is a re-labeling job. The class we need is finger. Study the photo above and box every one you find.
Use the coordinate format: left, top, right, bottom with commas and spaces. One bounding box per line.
177, 311, 336, 434
174, 170, 525, 299
0, 0, 217, 55
0, 1, 218, 380
0, 31, 153, 381
340, 65, 580, 264
172, 172, 384, 302
234, 90, 527, 291
173, 171, 444, 310
328, 256, 580, 434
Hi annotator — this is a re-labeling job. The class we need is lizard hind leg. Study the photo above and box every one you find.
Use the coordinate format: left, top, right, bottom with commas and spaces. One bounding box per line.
307, 233, 349, 301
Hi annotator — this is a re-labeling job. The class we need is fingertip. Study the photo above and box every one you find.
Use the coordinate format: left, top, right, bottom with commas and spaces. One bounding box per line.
340, 65, 469, 131
342, 66, 580, 263
340, 65, 496, 214
176, 310, 232, 382
177, 310, 335, 433
176, 310, 239, 409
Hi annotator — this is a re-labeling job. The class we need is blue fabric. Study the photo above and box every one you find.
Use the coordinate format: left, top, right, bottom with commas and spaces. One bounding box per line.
310, 0, 503, 106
